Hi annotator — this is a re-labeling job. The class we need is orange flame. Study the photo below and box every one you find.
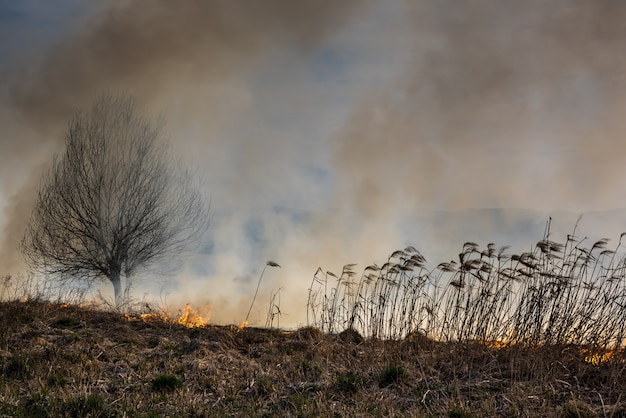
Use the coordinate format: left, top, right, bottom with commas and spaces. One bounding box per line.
140, 312, 168, 322
483, 340, 509, 349
177, 303, 210, 328
126, 303, 211, 328
238, 320, 249, 331
583, 348, 616, 365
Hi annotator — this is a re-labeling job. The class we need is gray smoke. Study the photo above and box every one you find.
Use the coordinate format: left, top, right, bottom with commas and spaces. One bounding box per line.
2, 1, 626, 326
334, 1, 626, 214
0, 0, 365, 275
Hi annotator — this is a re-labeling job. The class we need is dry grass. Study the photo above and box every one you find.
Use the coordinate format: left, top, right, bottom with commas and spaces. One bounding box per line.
1, 299, 626, 417
4, 218, 626, 416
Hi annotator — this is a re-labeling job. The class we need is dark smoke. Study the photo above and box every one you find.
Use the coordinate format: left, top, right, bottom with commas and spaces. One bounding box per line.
0, 0, 366, 273
4, 1, 626, 327
8, 0, 364, 129
334, 0, 626, 214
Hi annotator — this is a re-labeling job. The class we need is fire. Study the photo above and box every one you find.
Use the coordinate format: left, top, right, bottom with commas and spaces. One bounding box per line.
583, 348, 617, 365
140, 312, 168, 322
480, 341, 620, 364
481, 340, 509, 349
177, 303, 210, 328
238, 321, 248, 331
125, 303, 211, 328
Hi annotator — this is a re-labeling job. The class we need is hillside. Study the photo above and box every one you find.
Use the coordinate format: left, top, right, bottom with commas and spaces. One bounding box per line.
0, 300, 625, 417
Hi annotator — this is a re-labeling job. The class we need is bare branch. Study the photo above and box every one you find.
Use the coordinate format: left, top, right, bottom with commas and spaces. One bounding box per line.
21, 94, 210, 307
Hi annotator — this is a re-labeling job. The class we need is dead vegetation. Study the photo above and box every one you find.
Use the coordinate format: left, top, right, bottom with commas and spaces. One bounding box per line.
4, 218, 626, 416
1, 299, 626, 417
308, 218, 626, 349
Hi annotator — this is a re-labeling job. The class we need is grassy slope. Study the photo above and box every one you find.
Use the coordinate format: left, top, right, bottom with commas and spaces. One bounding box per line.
0, 300, 624, 417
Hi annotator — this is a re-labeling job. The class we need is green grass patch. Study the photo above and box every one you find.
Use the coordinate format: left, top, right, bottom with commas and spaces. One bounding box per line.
378, 364, 407, 388
151, 374, 183, 392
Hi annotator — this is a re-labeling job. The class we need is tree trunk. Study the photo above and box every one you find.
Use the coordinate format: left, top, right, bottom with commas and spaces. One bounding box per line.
123, 275, 132, 305
109, 271, 122, 308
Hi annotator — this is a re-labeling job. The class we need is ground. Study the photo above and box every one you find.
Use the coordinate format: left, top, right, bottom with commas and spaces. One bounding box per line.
0, 300, 624, 417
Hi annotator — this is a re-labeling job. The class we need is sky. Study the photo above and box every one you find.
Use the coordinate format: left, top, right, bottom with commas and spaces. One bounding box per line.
2, 0, 626, 327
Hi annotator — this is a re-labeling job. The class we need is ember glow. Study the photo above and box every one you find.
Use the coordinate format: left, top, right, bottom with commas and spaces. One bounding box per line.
583, 348, 619, 366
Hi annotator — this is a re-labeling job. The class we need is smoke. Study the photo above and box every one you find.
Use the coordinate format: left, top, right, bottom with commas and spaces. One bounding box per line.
270, 0, 626, 325
334, 1, 626, 214
0, 0, 365, 274
3, 0, 626, 327
7, 0, 363, 128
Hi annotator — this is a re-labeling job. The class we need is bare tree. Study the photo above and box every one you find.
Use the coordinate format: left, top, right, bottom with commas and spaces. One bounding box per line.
21, 94, 210, 307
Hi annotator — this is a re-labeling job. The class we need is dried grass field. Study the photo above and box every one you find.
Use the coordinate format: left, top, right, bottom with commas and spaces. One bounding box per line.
3, 220, 626, 417
0, 299, 625, 417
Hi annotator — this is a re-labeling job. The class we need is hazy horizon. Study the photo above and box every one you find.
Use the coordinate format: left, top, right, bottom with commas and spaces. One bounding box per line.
2, 1, 626, 327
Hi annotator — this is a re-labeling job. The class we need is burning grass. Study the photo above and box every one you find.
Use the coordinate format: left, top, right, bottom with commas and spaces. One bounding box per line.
3, 218, 626, 415
1, 299, 626, 416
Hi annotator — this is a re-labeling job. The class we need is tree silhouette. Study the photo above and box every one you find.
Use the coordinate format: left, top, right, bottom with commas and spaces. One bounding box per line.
22, 94, 210, 307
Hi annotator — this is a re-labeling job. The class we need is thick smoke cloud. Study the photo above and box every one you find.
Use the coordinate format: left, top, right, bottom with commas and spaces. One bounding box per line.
0, 0, 365, 274
282, 0, 626, 325
2, 1, 626, 327
334, 1, 626, 214
7, 0, 362, 128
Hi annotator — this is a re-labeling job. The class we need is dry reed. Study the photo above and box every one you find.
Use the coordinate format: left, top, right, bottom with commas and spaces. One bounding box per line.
308, 218, 626, 349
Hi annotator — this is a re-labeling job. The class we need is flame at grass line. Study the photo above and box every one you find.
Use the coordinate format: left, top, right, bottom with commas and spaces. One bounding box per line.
483, 340, 509, 350
582, 348, 619, 365
483, 340, 619, 365
177, 303, 210, 327
131, 303, 212, 328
